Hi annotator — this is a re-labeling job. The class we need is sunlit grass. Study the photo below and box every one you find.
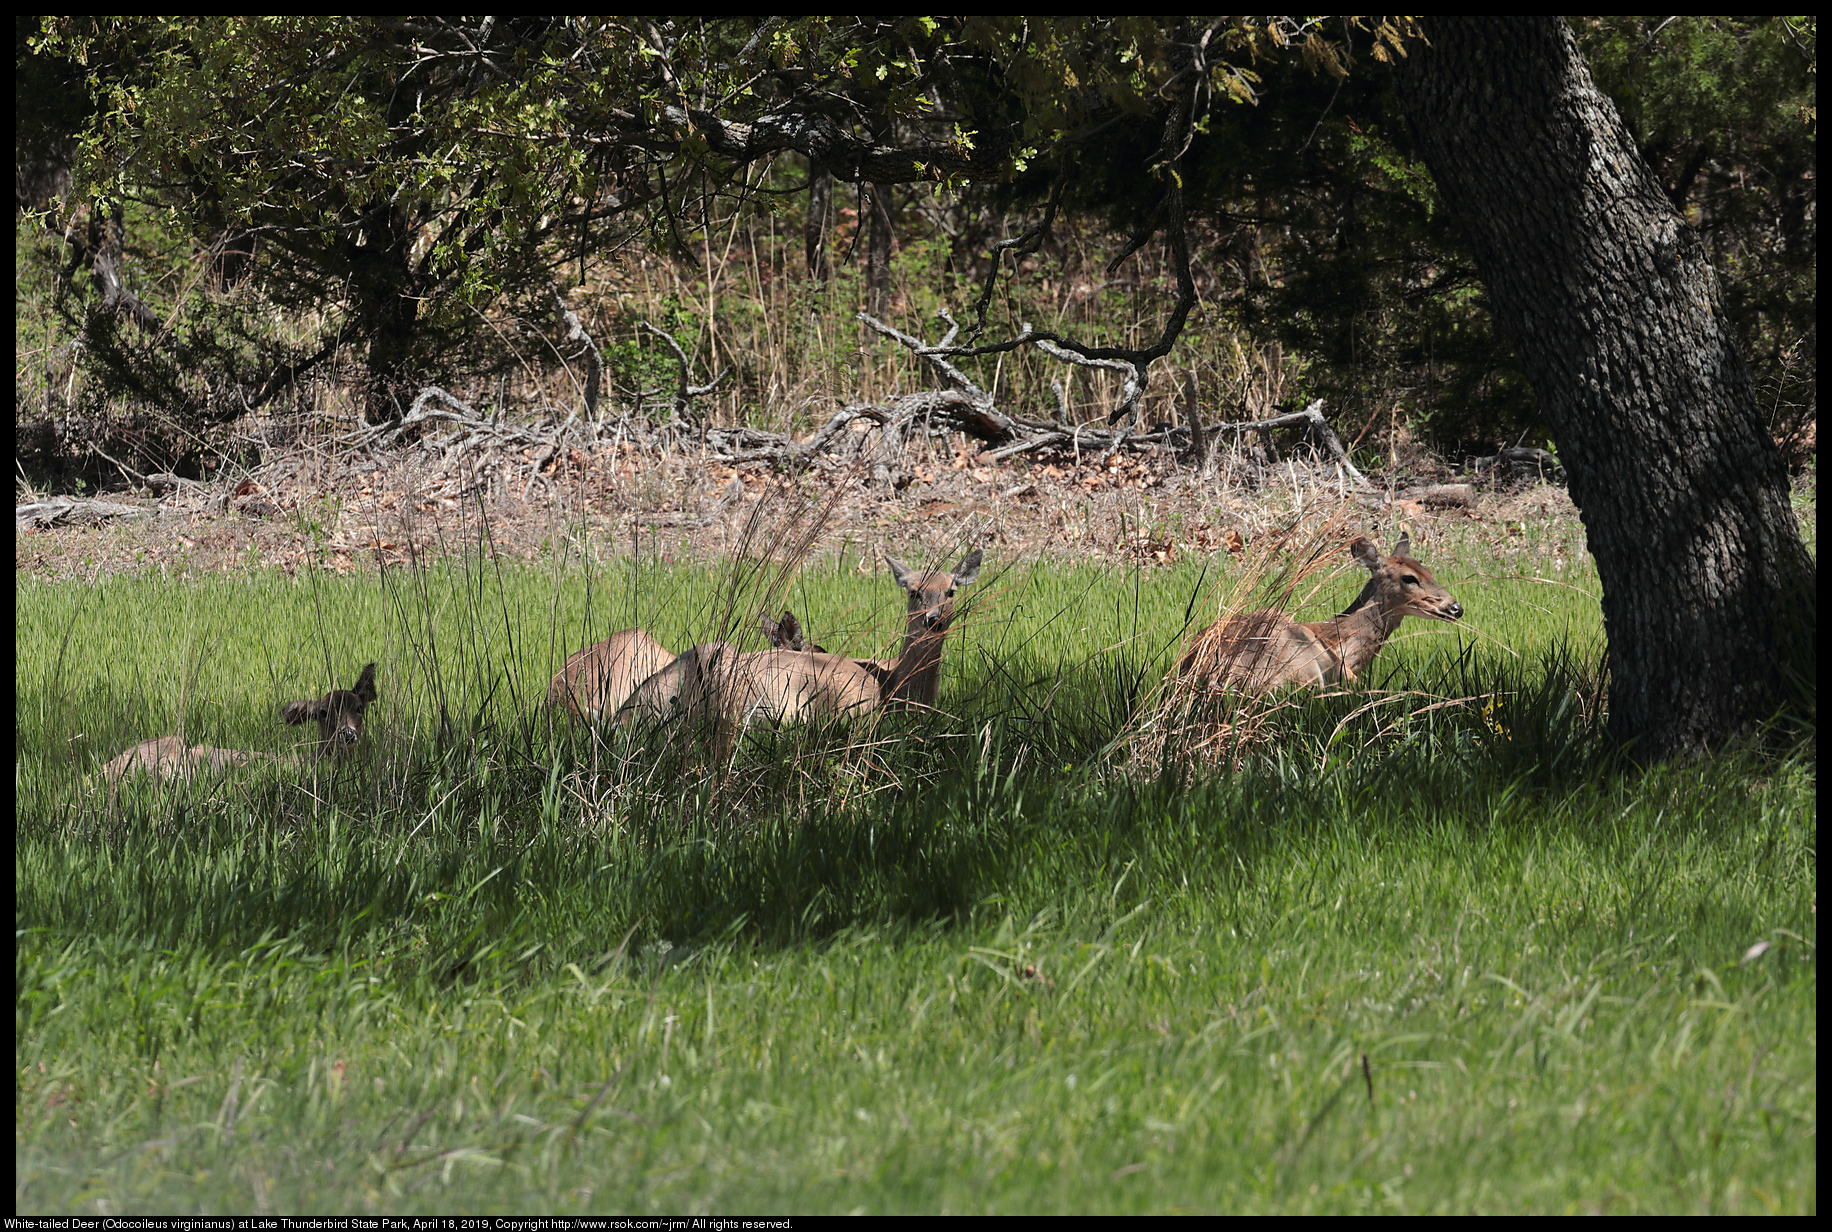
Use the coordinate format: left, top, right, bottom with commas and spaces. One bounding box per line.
15, 523, 1814, 1214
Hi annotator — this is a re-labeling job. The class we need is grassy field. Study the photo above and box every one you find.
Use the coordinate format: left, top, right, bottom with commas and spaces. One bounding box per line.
15, 515, 1816, 1214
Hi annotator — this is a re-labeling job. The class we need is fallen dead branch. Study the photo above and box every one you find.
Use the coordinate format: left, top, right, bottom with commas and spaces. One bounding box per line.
17, 497, 163, 528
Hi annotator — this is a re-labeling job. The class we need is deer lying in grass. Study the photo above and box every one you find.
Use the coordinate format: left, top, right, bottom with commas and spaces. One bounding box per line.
102, 662, 379, 783
100, 736, 271, 784
614, 640, 734, 726
753, 550, 983, 709
1178, 536, 1462, 692
279, 661, 379, 755
618, 640, 877, 739
626, 549, 983, 748
546, 629, 676, 727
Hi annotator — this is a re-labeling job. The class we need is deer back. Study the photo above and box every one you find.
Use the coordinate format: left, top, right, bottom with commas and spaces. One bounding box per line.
617, 641, 734, 728
1180, 609, 1342, 691
548, 629, 674, 725
102, 736, 268, 784
704, 646, 881, 724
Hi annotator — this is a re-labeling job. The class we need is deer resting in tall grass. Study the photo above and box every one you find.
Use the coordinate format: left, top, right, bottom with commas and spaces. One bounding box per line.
755, 550, 982, 705
100, 736, 270, 783
545, 628, 676, 726
102, 662, 378, 783
624, 550, 983, 748
279, 662, 379, 755
1178, 536, 1462, 692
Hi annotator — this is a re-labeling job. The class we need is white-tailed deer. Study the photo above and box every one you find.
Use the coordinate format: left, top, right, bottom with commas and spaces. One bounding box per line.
644, 549, 984, 751
615, 642, 879, 753
755, 549, 983, 709
102, 662, 377, 784
759, 610, 825, 655
101, 736, 271, 784
616, 640, 736, 726
546, 629, 675, 726
280, 662, 379, 756
1179, 536, 1462, 692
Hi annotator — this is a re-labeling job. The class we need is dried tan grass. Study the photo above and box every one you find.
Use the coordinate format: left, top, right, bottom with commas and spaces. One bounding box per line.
1119, 509, 1362, 776
569, 486, 999, 824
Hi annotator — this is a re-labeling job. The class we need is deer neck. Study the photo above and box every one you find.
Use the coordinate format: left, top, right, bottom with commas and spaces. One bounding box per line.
882, 618, 948, 706
1308, 590, 1403, 682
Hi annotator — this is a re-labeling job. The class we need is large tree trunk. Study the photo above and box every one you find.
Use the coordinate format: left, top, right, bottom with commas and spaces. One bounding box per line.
350, 203, 423, 425
1396, 17, 1813, 761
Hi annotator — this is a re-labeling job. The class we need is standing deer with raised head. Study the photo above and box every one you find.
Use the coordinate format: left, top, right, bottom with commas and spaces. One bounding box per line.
644, 549, 983, 749
546, 629, 676, 726
1179, 536, 1462, 692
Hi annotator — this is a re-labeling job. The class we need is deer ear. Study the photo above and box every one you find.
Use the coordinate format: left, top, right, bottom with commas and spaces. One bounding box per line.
1391, 535, 1412, 559
1349, 537, 1382, 571
353, 663, 378, 704
953, 549, 983, 586
884, 552, 914, 589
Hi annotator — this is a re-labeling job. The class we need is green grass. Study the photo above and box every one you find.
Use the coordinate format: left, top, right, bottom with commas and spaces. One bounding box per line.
15, 527, 1814, 1214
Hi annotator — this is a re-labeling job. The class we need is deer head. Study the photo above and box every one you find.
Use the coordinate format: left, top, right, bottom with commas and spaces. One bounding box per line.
280, 662, 377, 756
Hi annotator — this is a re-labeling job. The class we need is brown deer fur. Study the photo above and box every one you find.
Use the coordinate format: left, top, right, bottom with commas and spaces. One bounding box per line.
279, 662, 379, 755
1179, 537, 1462, 692
546, 629, 676, 726
103, 662, 377, 784
657, 549, 983, 751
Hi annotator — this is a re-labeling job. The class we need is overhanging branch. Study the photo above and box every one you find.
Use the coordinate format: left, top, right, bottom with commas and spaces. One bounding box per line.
665, 104, 1022, 184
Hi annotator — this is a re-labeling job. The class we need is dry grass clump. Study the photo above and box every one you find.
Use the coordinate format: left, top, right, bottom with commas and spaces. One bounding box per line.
561, 487, 992, 822
1121, 512, 1361, 775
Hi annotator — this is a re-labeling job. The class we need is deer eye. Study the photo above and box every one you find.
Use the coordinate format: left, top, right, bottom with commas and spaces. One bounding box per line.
1402, 574, 1419, 586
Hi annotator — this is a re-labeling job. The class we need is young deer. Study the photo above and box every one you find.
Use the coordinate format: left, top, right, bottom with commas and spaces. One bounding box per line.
102, 662, 377, 784
1179, 536, 1462, 692
279, 662, 379, 757
758, 610, 825, 655
643, 549, 983, 749
101, 736, 270, 784
546, 629, 676, 726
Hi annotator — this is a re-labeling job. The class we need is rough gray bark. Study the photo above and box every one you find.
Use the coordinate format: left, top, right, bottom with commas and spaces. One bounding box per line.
1396, 17, 1814, 760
